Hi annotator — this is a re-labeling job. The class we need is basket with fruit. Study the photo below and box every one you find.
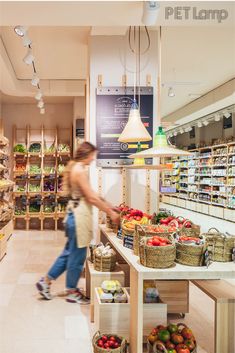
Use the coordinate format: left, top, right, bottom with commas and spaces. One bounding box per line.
176, 235, 207, 266
176, 218, 200, 238
94, 243, 117, 272
106, 203, 125, 232
139, 235, 176, 269
147, 323, 197, 353
92, 331, 127, 353
134, 224, 177, 256
202, 228, 235, 262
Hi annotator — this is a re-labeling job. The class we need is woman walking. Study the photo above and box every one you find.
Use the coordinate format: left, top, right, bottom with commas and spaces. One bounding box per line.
36, 142, 119, 304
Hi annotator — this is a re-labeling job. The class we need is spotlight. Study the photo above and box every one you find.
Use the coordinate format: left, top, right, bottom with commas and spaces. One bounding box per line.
173, 131, 177, 136
203, 120, 209, 126
37, 100, 44, 109
31, 74, 40, 87
180, 129, 184, 134
22, 35, 32, 47
14, 25, 27, 37
35, 90, 42, 101
40, 108, 45, 115
197, 121, 203, 128
214, 113, 221, 122
23, 48, 34, 65
187, 126, 192, 132
168, 87, 175, 97
223, 112, 231, 119
142, 1, 160, 25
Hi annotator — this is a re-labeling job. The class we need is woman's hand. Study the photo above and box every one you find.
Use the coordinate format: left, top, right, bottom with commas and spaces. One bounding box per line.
109, 210, 120, 225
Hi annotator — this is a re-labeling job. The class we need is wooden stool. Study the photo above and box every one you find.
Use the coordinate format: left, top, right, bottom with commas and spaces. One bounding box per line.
192, 280, 235, 353
85, 259, 125, 322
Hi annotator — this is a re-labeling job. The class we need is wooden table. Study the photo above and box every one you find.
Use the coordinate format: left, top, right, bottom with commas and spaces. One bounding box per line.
100, 225, 235, 353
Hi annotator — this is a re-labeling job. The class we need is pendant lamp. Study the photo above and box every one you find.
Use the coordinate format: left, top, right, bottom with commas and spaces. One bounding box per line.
129, 27, 191, 160
118, 27, 152, 143
118, 100, 151, 143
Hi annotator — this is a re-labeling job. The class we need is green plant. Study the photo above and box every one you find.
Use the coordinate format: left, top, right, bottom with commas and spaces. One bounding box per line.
13, 144, 26, 153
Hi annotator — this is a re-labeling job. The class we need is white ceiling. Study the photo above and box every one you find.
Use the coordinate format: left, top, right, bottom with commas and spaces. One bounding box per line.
0, 1, 235, 117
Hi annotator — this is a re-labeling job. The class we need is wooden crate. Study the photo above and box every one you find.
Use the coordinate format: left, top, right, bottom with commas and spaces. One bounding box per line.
0, 235, 7, 260
85, 259, 125, 322
155, 280, 189, 314
94, 287, 167, 341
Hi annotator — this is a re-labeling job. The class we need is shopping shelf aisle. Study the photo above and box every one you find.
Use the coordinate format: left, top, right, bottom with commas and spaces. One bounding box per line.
0, 231, 94, 353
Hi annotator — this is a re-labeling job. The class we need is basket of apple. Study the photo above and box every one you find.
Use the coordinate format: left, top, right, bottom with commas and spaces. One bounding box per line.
170, 218, 200, 238
106, 203, 127, 232
147, 323, 197, 353
93, 331, 127, 353
139, 236, 176, 269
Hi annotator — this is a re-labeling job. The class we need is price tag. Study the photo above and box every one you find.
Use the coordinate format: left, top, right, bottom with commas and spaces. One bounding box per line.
117, 229, 122, 239
203, 248, 211, 268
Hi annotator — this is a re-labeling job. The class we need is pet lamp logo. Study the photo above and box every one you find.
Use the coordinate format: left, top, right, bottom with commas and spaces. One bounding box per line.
165, 6, 229, 23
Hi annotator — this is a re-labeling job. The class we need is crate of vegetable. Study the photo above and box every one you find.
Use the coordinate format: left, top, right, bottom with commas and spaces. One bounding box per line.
13, 144, 27, 154
147, 323, 197, 353
176, 235, 206, 266
139, 236, 176, 269
29, 142, 41, 153
92, 331, 127, 353
134, 224, 177, 256
29, 165, 41, 175
57, 143, 70, 153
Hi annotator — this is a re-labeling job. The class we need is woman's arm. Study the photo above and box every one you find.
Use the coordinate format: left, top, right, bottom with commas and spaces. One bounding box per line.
71, 166, 119, 222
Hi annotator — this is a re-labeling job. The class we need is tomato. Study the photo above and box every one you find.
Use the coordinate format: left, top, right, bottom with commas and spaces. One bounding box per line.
136, 216, 141, 221
184, 339, 196, 351
113, 342, 119, 348
158, 329, 171, 342
104, 342, 110, 348
166, 340, 176, 349
97, 340, 104, 347
151, 328, 158, 335
181, 328, 193, 340
171, 333, 184, 345
184, 221, 192, 228
147, 240, 153, 246
152, 239, 161, 246
167, 323, 178, 334
109, 336, 116, 342
176, 344, 190, 353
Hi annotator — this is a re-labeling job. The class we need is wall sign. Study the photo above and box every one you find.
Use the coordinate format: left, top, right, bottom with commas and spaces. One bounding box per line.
96, 86, 153, 167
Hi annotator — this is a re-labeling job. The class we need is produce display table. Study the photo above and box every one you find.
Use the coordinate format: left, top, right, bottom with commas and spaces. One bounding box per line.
99, 225, 235, 353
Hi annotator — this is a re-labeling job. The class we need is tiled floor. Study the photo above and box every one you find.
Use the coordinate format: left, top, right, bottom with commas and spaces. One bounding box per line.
0, 230, 233, 353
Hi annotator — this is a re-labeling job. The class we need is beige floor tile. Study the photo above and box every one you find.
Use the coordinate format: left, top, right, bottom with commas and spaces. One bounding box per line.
0, 284, 15, 307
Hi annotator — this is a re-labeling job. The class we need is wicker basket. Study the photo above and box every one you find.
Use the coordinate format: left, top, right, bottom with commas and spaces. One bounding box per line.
92, 331, 127, 353
134, 224, 176, 256
139, 236, 176, 269
121, 219, 135, 238
176, 236, 206, 266
179, 219, 201, 238
203, 228, 235, 262
147, 323, 197, 353
94, 245, 117, 272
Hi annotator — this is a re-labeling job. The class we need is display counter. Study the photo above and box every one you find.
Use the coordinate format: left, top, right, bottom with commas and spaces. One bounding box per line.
99, 225, 235, 353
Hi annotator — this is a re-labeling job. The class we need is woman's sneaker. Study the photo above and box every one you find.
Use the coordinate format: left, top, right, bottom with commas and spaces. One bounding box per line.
66, 289, 90, 305
36, 277, 52, 300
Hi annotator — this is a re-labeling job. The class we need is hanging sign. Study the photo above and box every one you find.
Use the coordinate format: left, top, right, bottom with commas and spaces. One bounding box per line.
96, 87, 153, 167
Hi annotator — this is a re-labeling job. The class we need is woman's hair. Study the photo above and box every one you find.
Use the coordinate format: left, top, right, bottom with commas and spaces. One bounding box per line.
75, 141, 97, 161
62, 141, 97, 196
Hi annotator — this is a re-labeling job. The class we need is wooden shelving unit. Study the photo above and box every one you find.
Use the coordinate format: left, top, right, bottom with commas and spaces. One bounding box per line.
160, 142, 235, 222
0, 122, 14, 260
12, 124, 72, 230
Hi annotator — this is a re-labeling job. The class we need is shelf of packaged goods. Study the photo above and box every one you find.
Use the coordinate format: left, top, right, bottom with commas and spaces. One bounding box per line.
227, 184, 235, 187
228, 152, 235, 156
211, 192, 227, 196
199, 190, 211, 194
188, 190, 198, 193
228, 174, 235, 177
199, 174, 211, 177
212, 174, 227, 178
188, 198, 199, 201
199, 155, 212, 159
211, 202, 226, 207
179, 189, 188, 192
212, 164, 227, 167
180, 173, 188, 177
28, 174, 42, 178
199, 165, 212, 168
198, 200, 211, 204
212, 154, 228, 157
199, 182, 211, 186
211, 184, 225, 187
180, 166, 188, 169
228, 163, 235, 166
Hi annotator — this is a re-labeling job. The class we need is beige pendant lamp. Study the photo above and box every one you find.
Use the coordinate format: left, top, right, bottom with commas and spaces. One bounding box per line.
129, 27, 191, 159
118, 27, 152, 143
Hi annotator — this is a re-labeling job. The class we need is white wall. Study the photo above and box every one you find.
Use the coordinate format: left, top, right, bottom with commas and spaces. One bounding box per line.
89, 32, 159, 229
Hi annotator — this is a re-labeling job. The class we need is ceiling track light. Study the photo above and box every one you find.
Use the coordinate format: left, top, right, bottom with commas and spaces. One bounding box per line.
23, 48, 34, 65
22, 35, 32, 47
142, 1, 160, 26
31, 74, 40, 87
214, 114, 221, 122
14, 25, 27, 37
197, 121, 203, 128
173, 131, 177, 136
223, 112, 231, 119
40, 108, 45, 115
168, 87, 175, 97
180, 129, 184, 134
203, 120, 209, 126
37, 100, 44, 109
